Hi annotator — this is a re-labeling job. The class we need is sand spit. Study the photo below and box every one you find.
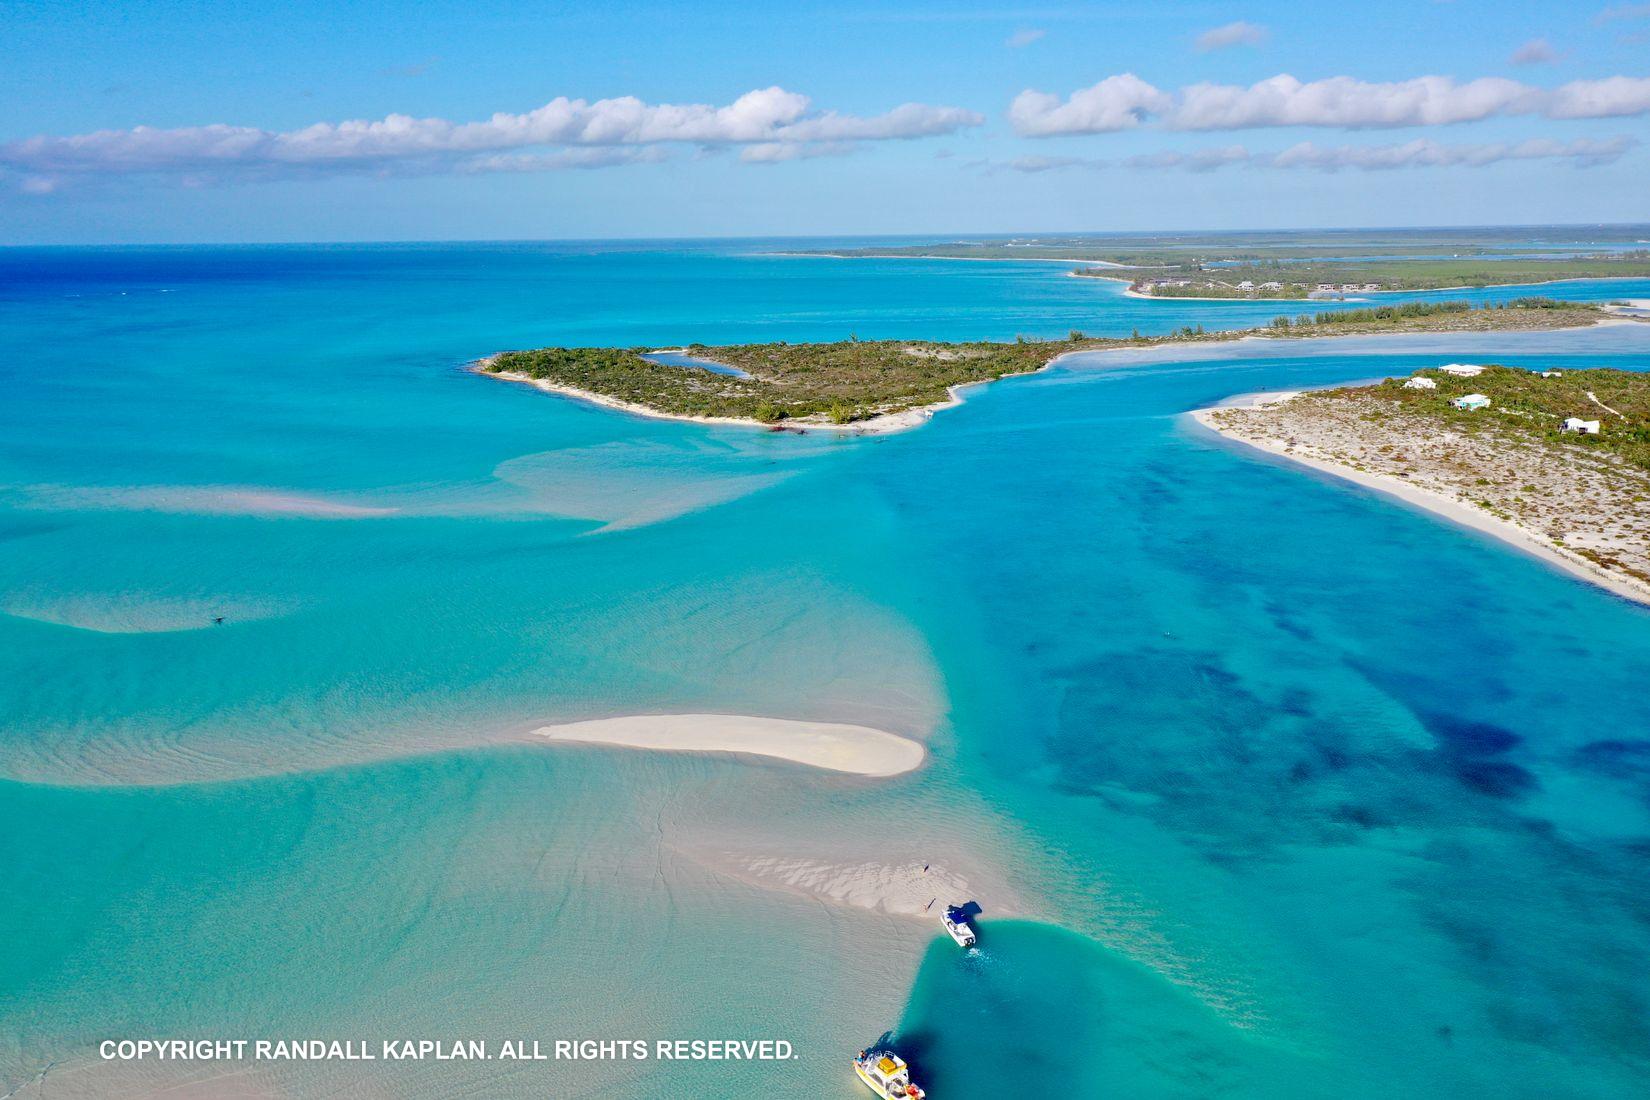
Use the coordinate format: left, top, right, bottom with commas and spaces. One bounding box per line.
1191, 396, 1650, 607
1604, 298, 1650, 318
1116, 285, 1333, 303
768, 251, 1136, 266
700, 851, 1014, 922
531, 713, 927, 777
11, 483, 398, 520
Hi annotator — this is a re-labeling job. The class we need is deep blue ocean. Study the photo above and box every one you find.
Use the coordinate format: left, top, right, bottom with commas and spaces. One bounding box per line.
2, 240, 1648, 1098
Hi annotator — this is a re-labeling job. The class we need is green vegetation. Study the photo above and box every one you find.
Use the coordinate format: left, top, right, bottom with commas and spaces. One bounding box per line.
1264, 297, 1578, 330
1088, 255, 1650, 295
481, 300, 1611, 427
485, 339, 1066, 424
1341, 362, 1650, 471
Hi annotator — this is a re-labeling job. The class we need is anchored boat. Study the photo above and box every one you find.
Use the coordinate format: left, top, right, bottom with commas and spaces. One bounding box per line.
854, 1048, 925, 1099
941, 904, 977, 948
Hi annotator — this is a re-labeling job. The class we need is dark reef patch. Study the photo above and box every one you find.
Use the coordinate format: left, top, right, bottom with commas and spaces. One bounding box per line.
1574, 739, 1650, 776
1452, 758, 1539, 799
1417, 711, 1523, 756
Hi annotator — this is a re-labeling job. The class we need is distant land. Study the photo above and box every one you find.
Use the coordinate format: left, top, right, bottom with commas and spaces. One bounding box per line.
800, 224, 1650, 262
799, 226, 1650, 300
479, 299, 1608, 432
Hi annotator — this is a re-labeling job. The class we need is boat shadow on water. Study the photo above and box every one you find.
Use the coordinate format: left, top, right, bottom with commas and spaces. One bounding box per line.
876, 920, 1298, 1097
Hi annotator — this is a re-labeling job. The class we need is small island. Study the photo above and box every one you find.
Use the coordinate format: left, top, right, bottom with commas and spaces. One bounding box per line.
479, 299, 1608, 432
1195, 363, 1650, 604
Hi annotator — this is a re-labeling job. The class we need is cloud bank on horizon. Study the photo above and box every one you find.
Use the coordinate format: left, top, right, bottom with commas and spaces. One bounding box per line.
1008, 73, 1650, 135
3, 1, 1648, 240
1, 87, 982, 190
4, 63, 1649, 199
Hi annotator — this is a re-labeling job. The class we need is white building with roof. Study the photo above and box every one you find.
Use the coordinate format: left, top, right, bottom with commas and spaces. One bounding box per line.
1403, 377, 1438, 390
1560, 417, 1601, 435
1440, 363, 1486, 377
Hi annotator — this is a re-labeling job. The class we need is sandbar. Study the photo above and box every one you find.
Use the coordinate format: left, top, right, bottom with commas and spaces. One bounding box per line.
531, 713, 927, 776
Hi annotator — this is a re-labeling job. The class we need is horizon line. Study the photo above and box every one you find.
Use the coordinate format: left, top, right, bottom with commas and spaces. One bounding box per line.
6, 220, 1650, 250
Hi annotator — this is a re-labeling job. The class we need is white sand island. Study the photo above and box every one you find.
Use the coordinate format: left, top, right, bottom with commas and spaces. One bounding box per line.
531, 713, 926, 777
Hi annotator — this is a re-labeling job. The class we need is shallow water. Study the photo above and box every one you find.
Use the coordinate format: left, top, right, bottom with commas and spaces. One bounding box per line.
642, 349, 752, 378
2, 243, 1649, 1097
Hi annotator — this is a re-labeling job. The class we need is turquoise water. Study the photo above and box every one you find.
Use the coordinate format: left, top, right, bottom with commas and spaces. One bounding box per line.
2, 242, 1649, 1097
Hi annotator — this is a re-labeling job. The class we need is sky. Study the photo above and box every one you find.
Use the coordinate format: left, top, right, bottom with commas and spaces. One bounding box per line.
2, 0, 1648, 243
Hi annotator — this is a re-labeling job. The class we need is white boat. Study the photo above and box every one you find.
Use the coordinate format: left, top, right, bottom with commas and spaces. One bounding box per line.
853, 1048, 925, 1099
942, 904, 976, 948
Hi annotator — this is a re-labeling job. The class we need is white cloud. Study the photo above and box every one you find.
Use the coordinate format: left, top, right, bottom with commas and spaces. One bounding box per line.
1509, 38, 1559, 65
1544, 75, 1650, 117
0, 88, 982, 187
1009, 72, 1650, 134
1007, 74, 1173, 135
1171, 74, 1542, 129
1195, 21, 1269, 52
1006, 27, 1046, 48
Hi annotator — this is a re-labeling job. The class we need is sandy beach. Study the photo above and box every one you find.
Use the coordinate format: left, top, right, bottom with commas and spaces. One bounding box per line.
769, 252, 1137, 266
1190, 397, 1650, 608
1116, 284, 1329, 303
530, 713, 928, 776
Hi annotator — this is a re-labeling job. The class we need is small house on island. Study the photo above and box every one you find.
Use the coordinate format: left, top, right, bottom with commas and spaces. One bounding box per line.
1560, 417, 1601, 435
1540, 370, 1563, 378
1440, 363, 1486, 377
1452, 394, 1491, 411
1403, 377, 1438, 390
